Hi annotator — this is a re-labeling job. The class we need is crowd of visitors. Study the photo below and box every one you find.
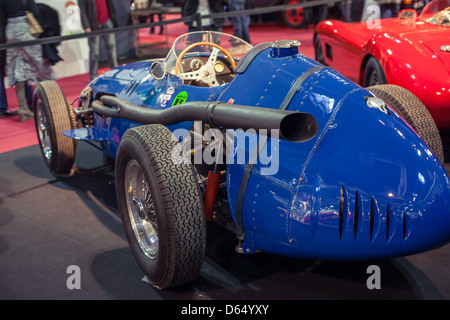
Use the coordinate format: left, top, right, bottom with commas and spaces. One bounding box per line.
0, 0, 425, 122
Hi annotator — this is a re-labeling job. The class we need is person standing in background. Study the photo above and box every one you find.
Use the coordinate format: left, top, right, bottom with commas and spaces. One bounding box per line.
78, 0, 118, 80
182, 0, 227, 32
378, 0, 401, 18
0, 0, 52, 121
0, 9, 16, 118
228, 0, 251, 44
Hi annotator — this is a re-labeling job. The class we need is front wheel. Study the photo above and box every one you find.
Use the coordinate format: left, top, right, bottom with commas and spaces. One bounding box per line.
33, 80, 77, 175
363, 57, 387, 87
314, 34, 325, 65
367, 84, 444, 164
115, 124, 206, 289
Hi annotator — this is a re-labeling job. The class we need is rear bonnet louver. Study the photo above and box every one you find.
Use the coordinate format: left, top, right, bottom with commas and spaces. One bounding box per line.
338, 185, 411, 242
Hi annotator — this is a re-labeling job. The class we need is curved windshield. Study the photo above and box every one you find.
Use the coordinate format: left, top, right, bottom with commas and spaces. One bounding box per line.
420, 0, 450, 25
164, 31, 253, 87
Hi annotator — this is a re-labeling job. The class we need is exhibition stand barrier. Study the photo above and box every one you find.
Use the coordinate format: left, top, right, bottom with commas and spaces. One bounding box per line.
0, 0, 342, 154
0, 0, 345, 51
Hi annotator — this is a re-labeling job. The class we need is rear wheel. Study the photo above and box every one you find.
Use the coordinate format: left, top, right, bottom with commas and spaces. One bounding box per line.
367, 84, 444, 164
33, 80, 77, 175
115, 124, 206, 289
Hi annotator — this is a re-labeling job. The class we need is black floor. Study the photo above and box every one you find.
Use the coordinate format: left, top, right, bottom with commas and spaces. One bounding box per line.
1, 142, 450, 300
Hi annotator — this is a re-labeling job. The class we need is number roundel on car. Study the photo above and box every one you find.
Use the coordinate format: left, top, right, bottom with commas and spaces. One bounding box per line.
172, 91, 188, 106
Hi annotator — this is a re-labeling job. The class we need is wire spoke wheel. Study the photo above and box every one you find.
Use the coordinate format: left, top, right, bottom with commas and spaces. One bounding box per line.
35, 99, 52, 163
125, 159, 159, 259
116, 124, 206, 289
33, 80, 77, 175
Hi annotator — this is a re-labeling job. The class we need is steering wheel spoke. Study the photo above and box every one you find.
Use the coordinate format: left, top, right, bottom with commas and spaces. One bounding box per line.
180, 69, 203, 82
205, 47, 220, 67
181, 63, 219, 87
175, 41, 236, 87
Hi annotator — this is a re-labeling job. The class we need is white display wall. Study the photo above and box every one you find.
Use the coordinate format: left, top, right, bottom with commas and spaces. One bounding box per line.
36, 0, 134, 80
37, 0, 90, 79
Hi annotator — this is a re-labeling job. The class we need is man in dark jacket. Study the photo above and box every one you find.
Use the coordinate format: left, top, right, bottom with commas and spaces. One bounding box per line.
182, 0, 226, 32
38, 3, 63, 65
78, 0, 118, 80
0, 9, 16, 118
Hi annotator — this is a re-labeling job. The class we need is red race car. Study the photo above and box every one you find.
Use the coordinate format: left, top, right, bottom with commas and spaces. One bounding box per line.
314, 0, 450, 129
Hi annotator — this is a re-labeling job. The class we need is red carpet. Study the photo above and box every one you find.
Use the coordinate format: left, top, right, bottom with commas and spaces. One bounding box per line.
0, 19, 314, 154
0, 73, 91, 154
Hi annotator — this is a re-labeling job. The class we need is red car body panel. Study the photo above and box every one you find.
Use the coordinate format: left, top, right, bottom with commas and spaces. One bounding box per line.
315, 1, 450, 129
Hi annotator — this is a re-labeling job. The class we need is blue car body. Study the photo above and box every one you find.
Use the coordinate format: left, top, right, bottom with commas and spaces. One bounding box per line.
62, 31, 450, 262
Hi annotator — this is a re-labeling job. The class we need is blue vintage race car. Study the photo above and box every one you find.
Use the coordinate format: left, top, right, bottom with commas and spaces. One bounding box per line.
33, 31, 450, 289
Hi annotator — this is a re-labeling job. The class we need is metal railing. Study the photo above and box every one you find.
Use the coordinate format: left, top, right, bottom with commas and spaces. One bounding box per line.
0, 0, 344, 51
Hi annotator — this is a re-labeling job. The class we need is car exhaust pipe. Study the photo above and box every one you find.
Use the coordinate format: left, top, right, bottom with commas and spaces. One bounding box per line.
92, 95, 318, 143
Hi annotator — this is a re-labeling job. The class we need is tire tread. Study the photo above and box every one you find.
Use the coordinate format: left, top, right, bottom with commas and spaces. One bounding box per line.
123, 124, 205, 288
368, 84, 444, 163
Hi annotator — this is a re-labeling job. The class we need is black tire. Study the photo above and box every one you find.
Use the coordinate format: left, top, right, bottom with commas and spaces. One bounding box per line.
33, 80, 77, 175
363, 57, 387, 87
282, 0, 308, 29
115, 124, 206, 289
367, 84, 444, 164
314, 34, 325, 65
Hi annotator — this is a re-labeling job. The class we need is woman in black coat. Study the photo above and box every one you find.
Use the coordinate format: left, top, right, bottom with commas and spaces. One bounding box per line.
0, 0, 52, 121
0, 10, 16, 118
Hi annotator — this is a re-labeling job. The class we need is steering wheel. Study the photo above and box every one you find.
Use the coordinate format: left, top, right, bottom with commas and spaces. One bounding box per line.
175, 41, 237, 87
436, 7, 450, 25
